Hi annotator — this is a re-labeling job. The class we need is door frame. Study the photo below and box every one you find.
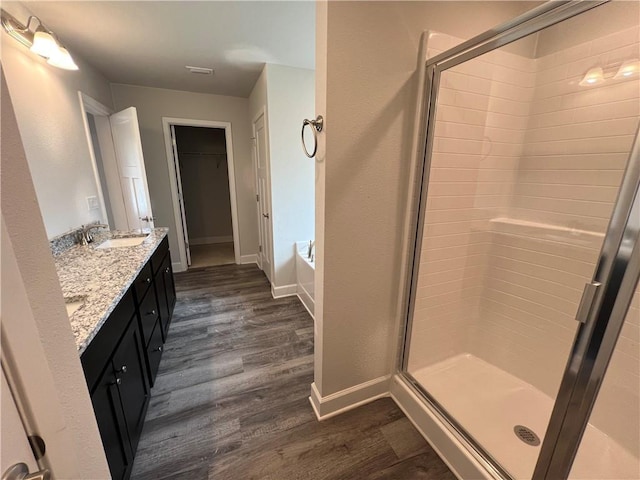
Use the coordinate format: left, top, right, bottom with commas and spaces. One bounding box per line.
162, 117, 241, 271
252, 106, 274, 283
78, 92, 112, 226
397, 1, 640, 479
78, 92, 132, 231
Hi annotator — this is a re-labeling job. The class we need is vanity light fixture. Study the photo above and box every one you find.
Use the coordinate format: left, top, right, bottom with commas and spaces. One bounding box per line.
578, 66, 604, 87
614, 59, 640, 79
1, 9, 78, 70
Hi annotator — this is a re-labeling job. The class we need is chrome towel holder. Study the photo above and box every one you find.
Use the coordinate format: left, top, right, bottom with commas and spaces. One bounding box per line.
301, 115, 323, 158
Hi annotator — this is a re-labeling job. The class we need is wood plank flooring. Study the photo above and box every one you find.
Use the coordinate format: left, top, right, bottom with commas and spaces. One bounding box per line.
130, 264, 456, 480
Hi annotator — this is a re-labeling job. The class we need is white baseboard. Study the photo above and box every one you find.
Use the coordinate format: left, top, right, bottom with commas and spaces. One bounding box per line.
271, 284, 297, 299
296, 287, 315, 319
189, 236, 233, 246
240, 254, 257, 265
172, 261, 186, 273
389, 374, 489, 480
309, 375, 390, 421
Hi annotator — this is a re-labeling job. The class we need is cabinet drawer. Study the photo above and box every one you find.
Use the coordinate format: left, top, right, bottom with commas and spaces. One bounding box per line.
146, 321, 164, 387
133, 262, 153, 302
150, 236, 169, 275
138, 286, 159, 347
82, 289, 135, 392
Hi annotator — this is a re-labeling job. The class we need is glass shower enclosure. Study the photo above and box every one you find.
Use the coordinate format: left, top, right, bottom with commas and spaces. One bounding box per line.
400, 1, 640, 478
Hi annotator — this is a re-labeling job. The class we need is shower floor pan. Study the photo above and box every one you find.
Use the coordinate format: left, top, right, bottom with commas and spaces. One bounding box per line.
412, 354, 639, 479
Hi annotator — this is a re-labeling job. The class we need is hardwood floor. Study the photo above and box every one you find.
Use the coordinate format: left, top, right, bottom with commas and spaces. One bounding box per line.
130, 264, 456, 480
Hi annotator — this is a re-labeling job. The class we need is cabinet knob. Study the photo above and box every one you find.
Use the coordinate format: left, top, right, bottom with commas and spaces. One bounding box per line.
165, 267, 170, 274
155, 345, 163, 353
115, 378, 122, 385
119, 365, 127, 374
148, 309, 157, 316
145, 277, 151, 284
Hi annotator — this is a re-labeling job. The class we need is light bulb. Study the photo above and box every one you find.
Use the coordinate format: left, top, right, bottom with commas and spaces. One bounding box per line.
614, 59, 640, 79
47, 46, 79, 70
30, 30, 58, 58
579, 67, 604, 87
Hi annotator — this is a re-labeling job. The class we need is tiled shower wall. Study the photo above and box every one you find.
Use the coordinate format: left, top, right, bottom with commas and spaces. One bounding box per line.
408, 25, 639, 455
408, 33, 533, 368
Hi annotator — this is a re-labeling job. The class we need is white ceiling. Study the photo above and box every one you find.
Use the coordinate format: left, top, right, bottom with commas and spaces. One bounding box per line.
26, 1, 315, 97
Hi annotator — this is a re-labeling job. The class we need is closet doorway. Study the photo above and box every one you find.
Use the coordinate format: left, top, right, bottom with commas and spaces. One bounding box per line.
163, 118, 240, 271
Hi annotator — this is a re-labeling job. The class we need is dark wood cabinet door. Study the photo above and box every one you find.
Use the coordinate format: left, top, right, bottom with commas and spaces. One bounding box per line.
154, 265, 170, 342
112, 318, 150, 457
146, 320, 164, 386
161, 255, 176, 337
91, 368, 132, 480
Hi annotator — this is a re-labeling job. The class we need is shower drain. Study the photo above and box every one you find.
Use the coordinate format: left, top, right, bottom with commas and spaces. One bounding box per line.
513, 425, 541, 446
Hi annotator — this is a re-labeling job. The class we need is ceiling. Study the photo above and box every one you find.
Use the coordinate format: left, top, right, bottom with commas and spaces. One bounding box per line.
26, 1, 315, 97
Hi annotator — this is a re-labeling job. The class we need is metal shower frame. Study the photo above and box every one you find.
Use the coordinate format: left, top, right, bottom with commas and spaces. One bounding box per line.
398, 1, 640, 478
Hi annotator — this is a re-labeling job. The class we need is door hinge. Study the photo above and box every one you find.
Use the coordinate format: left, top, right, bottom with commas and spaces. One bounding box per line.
259, 245, 262, 252
256, 194, 259, 202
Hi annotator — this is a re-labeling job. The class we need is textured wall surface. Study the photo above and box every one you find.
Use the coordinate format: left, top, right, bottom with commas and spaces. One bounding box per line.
111, 84, 259, 262
317, 1, 542, 396
265, 64, 315, 289
2, 2, 114, 237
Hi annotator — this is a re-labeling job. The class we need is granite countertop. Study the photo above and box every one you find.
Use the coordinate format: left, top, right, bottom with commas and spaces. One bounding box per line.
54, 228, 169, 354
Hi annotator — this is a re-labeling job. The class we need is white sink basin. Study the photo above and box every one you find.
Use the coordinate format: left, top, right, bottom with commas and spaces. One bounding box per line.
96, 236, 147, 249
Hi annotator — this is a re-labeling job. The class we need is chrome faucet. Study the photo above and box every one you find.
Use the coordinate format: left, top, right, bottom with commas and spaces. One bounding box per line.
79, 223, 109, 245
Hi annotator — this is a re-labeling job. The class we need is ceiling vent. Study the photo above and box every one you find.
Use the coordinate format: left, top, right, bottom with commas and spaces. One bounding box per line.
186, 65, 213, 75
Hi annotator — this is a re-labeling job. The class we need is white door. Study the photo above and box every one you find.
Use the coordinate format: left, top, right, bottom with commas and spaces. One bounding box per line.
170, 125, 192, 266
0, 368, 41, 479
110, 107, 155, 231
253, 112, 273, 281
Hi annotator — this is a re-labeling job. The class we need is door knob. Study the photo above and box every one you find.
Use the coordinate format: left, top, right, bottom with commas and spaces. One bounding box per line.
139, 216, 155, 222
262, 213, 269, 219
2, 463, 50, 480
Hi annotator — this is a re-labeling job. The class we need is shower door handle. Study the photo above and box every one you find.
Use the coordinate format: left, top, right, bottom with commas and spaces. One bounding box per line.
575, 282, 601, 324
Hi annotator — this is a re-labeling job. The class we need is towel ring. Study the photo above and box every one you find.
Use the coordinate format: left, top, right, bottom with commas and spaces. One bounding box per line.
301, 115, 323, 158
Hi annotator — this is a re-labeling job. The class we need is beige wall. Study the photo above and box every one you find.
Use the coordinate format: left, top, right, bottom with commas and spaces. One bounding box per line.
111, 84, 258, 262
248, 65, 316, 289
316, 1, 542, 397
1, 2, 114, 238
265, 64, 315, 289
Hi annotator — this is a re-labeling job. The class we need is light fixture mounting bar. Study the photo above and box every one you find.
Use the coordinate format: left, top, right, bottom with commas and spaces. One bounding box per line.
1, 9, 35, 48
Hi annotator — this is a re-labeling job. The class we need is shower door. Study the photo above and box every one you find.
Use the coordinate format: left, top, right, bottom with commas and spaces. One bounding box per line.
400, 1, 640, 479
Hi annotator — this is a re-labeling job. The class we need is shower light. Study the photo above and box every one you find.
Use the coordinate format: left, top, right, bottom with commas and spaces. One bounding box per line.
1, 9, 78, 71
579, 67, 604, 87
614, 59, 640, 79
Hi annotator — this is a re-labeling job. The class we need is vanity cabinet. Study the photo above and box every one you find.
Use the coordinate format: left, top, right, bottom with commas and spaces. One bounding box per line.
81, 237, 176, 480
82, 290, 149, 480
